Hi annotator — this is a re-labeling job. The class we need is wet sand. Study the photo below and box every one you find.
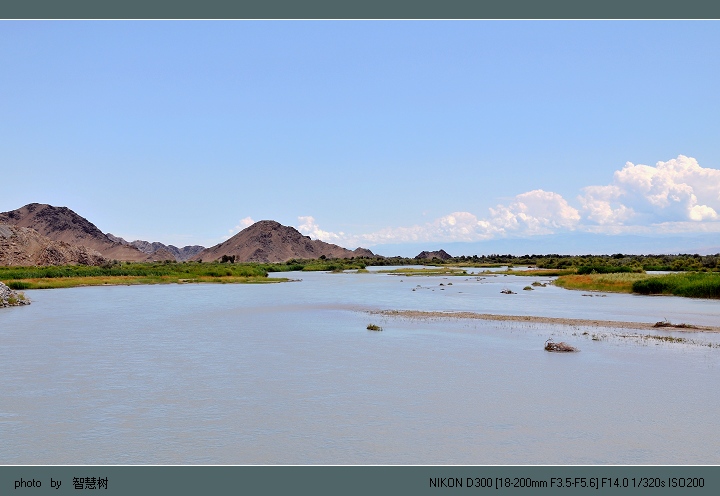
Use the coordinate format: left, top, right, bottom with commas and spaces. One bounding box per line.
370, 309, 720, 333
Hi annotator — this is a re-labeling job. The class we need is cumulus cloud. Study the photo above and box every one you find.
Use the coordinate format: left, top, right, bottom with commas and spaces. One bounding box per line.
489, 190, 581, 234
297, 216, 344, 244
578, 185, 635, 225
297, 212, 498, 247
284, 156, 720, 247
296, 191, 581, 247
579, 155, 720, 226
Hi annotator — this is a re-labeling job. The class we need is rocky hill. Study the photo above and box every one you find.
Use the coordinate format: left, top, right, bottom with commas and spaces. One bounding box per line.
0, 224, 107, 266
107, 234, 205, 262
0, 203, 148, 261
415, 249, 452, 261
193, 220, 374, 263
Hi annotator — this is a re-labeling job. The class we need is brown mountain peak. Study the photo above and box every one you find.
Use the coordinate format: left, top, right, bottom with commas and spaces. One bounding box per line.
194, 220, 373, 263
0, 203, 148, 261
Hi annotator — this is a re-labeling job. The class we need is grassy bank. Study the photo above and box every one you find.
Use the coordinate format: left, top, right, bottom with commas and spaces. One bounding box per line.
0, 262, 285, 289
498, 268, 576, 277
377, 267, 468, 276
554, 273, 653, 293
555, 272, 720, 299
632, 272, 720, 298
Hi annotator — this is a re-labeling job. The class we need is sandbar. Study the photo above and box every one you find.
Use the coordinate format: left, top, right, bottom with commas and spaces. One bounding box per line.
370, 310, 720, 333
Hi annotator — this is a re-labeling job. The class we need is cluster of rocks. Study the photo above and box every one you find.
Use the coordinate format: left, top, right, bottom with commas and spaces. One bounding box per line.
0, 281, 31, 308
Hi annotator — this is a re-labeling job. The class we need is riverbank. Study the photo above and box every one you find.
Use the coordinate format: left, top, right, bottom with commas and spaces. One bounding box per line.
2, 275, 284, 289
554, 272, 720, 298
553, 272, 648, 293
0, 262, 288, 289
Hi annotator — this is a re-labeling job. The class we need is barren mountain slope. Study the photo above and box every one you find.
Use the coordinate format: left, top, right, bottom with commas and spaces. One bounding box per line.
0, 224, 107, 266
0, 204, 148, 261
107, 234, 205, 261
194, 220, 374, 263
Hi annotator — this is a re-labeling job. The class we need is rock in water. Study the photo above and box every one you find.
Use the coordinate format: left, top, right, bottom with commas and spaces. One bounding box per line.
0, 281, 31, 307
544, 339, 578, 352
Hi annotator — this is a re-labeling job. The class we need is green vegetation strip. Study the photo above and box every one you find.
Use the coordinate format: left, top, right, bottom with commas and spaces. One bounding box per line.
495, 268, 576, 276
378, 267, 468, 276
0, 262, 286, 289
555, 272, 720, 299
554, 273, 653, 293
632, 272, 720, 298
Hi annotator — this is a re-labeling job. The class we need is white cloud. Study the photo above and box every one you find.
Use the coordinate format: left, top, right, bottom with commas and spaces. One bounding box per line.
223, 216, 256, 240
297, 216, 344, 244
275, 156, 720, 248
489, 190, 581, 234
580, 155, 720, 225
297, 212, 499, 247
689, 204, 718, 221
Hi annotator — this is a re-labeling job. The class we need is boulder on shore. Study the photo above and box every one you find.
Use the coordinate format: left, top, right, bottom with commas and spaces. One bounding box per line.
0, 281, 31, 308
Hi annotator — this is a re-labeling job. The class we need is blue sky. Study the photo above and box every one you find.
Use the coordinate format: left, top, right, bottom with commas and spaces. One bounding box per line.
2, 21, 719, 254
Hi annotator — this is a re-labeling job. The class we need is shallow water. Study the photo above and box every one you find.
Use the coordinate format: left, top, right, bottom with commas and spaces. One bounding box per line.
0, 269, 718, 464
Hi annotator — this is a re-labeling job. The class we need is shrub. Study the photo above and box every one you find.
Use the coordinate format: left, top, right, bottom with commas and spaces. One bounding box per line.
7, 281, 30, 290
576, 265, 640, 275
632, 273, 720, 298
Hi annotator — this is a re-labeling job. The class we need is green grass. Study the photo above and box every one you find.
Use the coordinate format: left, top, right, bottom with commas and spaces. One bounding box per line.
377, 267, 468, 276
263, 259, 368, 272
493, 268, 576, 277
0, 262, 269, 279
555, 271, 720, 299
632, 272, 720, 298
0, 262, 285, 289
576, 265, 643, 274
555, 273, 654, 293
443, 262, 510, 268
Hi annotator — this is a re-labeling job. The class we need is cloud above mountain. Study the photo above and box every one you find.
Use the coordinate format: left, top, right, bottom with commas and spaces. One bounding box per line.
295, 155, 720, 246
223, 216, 256, 240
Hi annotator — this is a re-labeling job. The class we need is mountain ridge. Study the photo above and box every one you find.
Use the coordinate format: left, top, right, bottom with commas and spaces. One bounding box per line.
193, 220, 375, 263
0, 203, 148, 261
0, 204, 376, 265
106, 234, 205, 261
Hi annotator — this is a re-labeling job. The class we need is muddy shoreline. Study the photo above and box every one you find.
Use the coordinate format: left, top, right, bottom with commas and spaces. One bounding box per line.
370, 309, 720, 333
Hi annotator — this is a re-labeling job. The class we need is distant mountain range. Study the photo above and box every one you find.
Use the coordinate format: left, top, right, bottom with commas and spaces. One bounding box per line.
0, 203, 374, 266
105, 234, 205, 262
2, 203, 717, 267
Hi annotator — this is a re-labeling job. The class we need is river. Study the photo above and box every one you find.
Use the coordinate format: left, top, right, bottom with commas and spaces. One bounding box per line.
1, 268, 718, 464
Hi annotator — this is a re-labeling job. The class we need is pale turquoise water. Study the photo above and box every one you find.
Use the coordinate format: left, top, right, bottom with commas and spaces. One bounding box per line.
0, 270, 718, 464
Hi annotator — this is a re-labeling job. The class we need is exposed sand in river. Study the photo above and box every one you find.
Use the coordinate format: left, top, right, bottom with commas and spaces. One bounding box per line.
370, 310, 720, 333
